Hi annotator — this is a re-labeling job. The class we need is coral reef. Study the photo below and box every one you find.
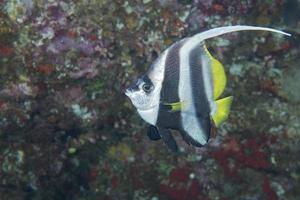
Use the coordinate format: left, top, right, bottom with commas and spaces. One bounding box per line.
0, 0, 299, 199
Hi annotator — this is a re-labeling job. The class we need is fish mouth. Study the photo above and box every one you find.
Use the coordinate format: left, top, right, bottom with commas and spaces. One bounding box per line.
124, 88, 131, 97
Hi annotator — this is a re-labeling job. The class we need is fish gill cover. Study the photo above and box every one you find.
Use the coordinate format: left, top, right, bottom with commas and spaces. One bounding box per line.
0, 0, 299, 200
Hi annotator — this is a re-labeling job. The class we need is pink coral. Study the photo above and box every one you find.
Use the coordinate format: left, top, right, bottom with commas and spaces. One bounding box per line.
211, 135, 273, 179
159, 168, 205, 200
263, 176, 278, 200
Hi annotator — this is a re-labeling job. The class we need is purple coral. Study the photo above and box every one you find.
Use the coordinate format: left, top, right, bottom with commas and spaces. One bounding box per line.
77, 40, 95, 56
69, 58, 99, 79
47, 6, 63, 20
46, 36, 75, 54
46, 35, 97, 56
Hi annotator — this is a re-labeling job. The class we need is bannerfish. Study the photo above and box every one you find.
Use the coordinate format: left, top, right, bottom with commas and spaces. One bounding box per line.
125, 25, 291, 152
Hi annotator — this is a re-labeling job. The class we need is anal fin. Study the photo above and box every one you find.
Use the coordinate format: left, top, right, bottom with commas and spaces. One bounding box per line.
147, 126, 178, 152
212, 96, 233, 127
158, 128, 178, 152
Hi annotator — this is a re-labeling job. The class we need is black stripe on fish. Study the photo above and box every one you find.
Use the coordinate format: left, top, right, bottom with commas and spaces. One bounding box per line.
160, 41, 183, 103
179, 116, 211, 147
156, 104, 181, 129
156, 41, 183, 130
178, 44, 211, 146
141, 75, 153, 87
189, 45, 211, 118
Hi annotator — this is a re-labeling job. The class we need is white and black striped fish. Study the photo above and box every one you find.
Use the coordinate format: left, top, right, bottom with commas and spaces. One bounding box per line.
125, 25, 290, 152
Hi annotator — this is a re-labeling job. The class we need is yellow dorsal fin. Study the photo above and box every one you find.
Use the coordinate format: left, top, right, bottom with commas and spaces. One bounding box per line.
212, 96, 233, 127
203, 45, 227, 100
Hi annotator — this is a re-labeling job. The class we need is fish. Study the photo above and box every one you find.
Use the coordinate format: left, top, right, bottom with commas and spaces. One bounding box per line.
125, 25, 291, 152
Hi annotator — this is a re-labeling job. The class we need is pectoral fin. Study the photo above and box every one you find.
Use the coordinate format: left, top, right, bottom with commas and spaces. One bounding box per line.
162, 101, 186, 112
212, 96, 233, 127
158, 128, 178, 152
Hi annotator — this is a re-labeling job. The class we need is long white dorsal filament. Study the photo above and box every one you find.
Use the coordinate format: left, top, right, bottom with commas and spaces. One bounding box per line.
185, 25, 291, 52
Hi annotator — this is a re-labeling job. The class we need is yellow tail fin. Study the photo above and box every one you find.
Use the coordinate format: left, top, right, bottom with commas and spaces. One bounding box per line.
212, 96, 233, 127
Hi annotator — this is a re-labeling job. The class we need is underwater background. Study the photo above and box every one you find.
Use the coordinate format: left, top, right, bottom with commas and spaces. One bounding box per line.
0, 0, 299, 199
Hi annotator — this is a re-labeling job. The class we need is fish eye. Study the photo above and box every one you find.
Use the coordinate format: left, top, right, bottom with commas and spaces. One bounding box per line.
142, 83, 152, 92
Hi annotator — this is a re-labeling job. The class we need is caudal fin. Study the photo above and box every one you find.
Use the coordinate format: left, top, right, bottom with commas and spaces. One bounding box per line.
212, 96, 233, 127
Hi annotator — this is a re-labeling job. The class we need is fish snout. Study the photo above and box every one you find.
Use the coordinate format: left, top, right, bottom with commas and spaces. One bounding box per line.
124, 88, 132, 97
125, 82, 140, 97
